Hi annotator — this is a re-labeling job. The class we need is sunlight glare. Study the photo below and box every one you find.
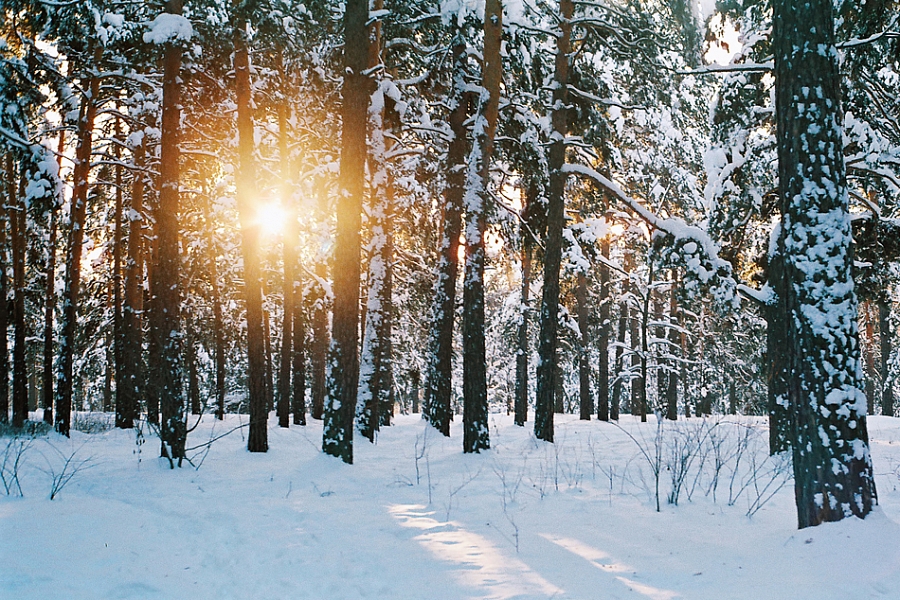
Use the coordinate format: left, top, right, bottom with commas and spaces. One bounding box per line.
256, 201, 287, 237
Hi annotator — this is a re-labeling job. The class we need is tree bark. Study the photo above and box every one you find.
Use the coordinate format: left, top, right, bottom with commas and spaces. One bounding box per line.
323, 0, 371, 463
881, 298, 893, 416
56, 46, 102, 437
576, 271, 591, 420
277, 65, 294, 429
462, 0, 502, 454
149, 0, 185, 461
597, 233, 610, 421
42, 129, 65, 425
120, 132, 144, 429
423, 31, 468, 437
772, 0, 877, 527
358, 2, 395, 440
233, 15, 268, 453
535, 0, 573, 443
9, 158, 27, 427
611, 300, 626, 421
514, 227, 532, 426
0, 167, 7, 424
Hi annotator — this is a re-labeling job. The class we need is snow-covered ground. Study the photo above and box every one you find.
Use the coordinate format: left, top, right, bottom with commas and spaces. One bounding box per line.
3, 412, 900, 599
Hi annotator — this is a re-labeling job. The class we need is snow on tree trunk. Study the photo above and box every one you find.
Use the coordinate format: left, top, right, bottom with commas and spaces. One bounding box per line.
535, 0, 573, 443
772, 0, 877, 528
358, 5, 395, 442
597, 234, 610, 422
233, 15, 268, 453
424, 31, 467, 437
0, 158, 9, 424
9, 157, 26, 428
462, 0, 502, 454
514, 225, 533, 427
151, 0, 186, 462
323, 0, 371, 464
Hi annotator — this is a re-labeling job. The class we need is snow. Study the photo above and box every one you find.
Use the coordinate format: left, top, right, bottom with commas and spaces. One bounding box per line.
5, 413, 900, 599
142, 14, 193, 45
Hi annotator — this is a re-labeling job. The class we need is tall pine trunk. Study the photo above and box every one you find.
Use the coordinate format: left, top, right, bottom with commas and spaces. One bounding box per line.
277, 63, 295, 429
462, 0, 502, 454
150, 1, 186, 461
120, 134, 144, 429
358, 3, 395, 440
56, 46, 101, 437
597, 233, 610, 421
233, 15, 268, 453
772, 0, 877, 527
576, 271, 591, 420
0, 171, 7, 424
535, 0, 573, 443
9, 158, 27, 427
423, 31, 468, 436
42, 129, 64, 425
323, 0, 371, 463
514, 226, 533, 426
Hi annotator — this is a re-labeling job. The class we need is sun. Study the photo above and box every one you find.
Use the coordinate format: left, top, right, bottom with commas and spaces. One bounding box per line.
256, 201, 288, 237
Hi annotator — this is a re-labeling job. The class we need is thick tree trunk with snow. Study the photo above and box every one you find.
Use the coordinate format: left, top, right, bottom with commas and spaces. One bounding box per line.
772, 0, 877, 528
535, 0, 573, 443
461, 0, 502, 454
9, 158, 26, 428
233, 17, 268, 453
56, 47, 101, 437
150, 1, 186, 460
358, 4, 395, 441
323, 0, 371, 463
0, 171, 7, 424
424, 32, 468, 437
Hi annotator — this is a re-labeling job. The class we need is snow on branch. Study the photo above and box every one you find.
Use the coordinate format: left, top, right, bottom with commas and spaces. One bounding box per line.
143, 14, 193, 46
562, 162, 739, 307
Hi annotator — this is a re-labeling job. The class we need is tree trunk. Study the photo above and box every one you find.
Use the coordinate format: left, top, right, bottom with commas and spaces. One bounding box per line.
611, 300, 626, 421
42, 129, 64, 425
597, 233, 610, 421
0, 172, 7, 425
233, 15, 268, 453
202, 180, 225, 421
149, 1, 185, 461
310, 273, 327, 420
9, 158, 27, 427
514, 229, 532, 426
120, 132, 144, 429
577, 272, 591, 420
56, 46, 102, 437
462, 0, 502, 454
881, 298, 893, 416
292, 293, 306, 425
666, 283, 679, 421
323, 0, 371, 463
358, 2, 395, 440
772, 0, 877, 527
277, 66, 294, 429
423, 31, 468, 437
112, 119, 127, 427
535, 0, 573, 443
863, 302, 877, 414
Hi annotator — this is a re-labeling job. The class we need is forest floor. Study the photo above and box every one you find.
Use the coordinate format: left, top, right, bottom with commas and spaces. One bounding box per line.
2, 411, 900, 599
